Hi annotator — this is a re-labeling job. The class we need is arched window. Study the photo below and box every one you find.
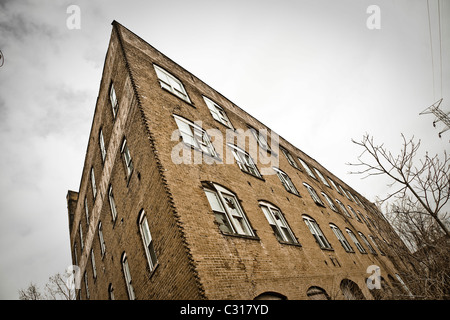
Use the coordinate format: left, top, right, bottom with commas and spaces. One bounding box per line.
254, 291, 287, 300
358, 231, 377, 254
108, 283, 115, 300
306, 286, 330, 300
340, 279, 365, 300
335, 199, 351, 218
346, 228, 366, 253
121, 252, 135, 300
321, 192, 338, 212
259, 201, 298, 244
302, 215, 332, 249
303, 183, 325, 206
203, 182, 254, 236
330, 224, 354, 253
138, 209, 158, 272
273, 167, 299, 195
227, 143, 261, 178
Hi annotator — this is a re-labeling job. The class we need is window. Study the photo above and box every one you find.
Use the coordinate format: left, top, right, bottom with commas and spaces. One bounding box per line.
273, 167, 299, 195
108, 185, 118, 222
358, 210, 368, 224
280, 147, 300, 169
91, 249, 97, 279
248, 126, 271, 151
121, 253, 135, 300
369, 235, 385, 255
313, 168, 330, 187
203, 183, 254, 237
303, 215, 332, 249
348, 205, 361, 222
174, 115, 217, 157
321, 192, 338, 212
84, 197, 89, 226
84, 272, 90, 299
330, 224, 354, 252
110, 82, 119, 118
306, 286, 330, 300
99, 128, 106, 162
338, 184, 351, 201
203, 96, 233, 128
336, 199, 352, 218
90, 167, 97, 199
298, 158, 316, 179
395, 274, 413, 297
303, 183, 325, 206
227, 144, 261, 178
358, 232, 377, 254
259, 202, 298, 244
154, 64, 190, 102
327, 176, 341, 194
79, 222, 84, 249
138, 210, 158, 272
98, 221, 106, 257
121, 138, 134, 179
346, 229, 366, 253
108, 284, 115, 300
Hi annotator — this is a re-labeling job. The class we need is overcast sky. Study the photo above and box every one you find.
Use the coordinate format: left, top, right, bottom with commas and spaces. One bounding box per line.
0, 0, 448, 299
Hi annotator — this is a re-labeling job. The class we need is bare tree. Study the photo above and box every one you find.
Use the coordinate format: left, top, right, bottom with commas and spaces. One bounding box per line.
349, 134, 450, 299
18, 282, 43, 300
349, 134, 449, 238
19, 272, 76, 300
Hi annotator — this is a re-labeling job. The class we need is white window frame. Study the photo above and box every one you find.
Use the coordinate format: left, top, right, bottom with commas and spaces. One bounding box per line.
303, 215, 332, 249
98, 221, 106, 257
273, 167, 299, 195
154, 64, 190, 103
138, 210, 158, 273
121, 138, 134, 178
174, 115, 217, 157
330, 224, 354, 253
90, 167, 97, 199
110, 82, 119, 118
346, 228, 366, 253
369, 235, 385, 255
303, 183, 325, 206
321, 192, 338, 212
203, 96, 233, 128
327, 176, 341, 194
395, 274, 413, 297
79, 222, 84, 249
99, 128, 106, 162
260, 202, 298, 244
313, 168, 331, 187
336, 199, 352, 218
203, 183, 254, 237
298, 158, 316, 179
348, 205, 362, 222
108, 185, 117, 222
108, 284, 115, 300
91, 248, 97, 279
121, 253, 135, 300
358, 231, 377, 254
280, 147, 300, 169
227, 143, 261, 178
84, 197, 89, 226
249, 126, 271, 151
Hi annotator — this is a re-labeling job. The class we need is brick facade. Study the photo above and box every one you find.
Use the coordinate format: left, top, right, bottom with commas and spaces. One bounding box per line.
66, 21, 412, 300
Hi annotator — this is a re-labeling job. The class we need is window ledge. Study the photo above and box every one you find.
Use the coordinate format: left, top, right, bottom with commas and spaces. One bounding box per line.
220, 231, 260, 241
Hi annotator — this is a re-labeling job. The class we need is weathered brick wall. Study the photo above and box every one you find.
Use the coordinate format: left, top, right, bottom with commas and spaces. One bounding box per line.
68, 21, 410, 300
116, 23, 406, 299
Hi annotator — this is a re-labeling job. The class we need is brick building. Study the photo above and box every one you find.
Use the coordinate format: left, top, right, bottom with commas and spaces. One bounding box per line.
66, 21, 413, 300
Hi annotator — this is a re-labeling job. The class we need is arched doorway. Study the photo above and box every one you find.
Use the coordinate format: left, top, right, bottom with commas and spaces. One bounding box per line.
306, 286, 330, 300
340, 279, 366, 300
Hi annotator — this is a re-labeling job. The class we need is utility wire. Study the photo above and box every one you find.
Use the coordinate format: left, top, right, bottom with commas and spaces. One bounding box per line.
427, 0, 436, 101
